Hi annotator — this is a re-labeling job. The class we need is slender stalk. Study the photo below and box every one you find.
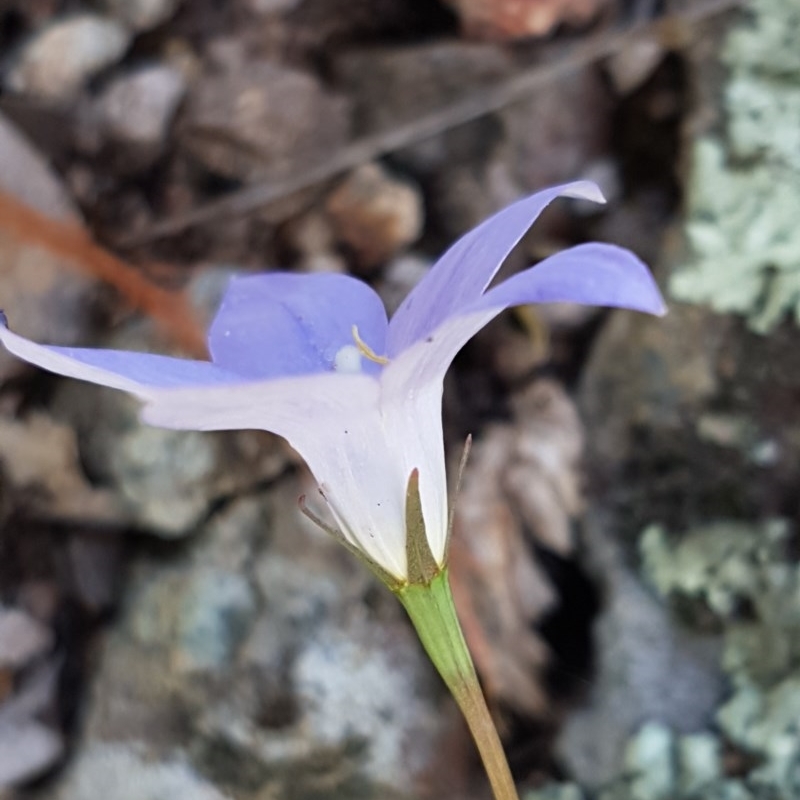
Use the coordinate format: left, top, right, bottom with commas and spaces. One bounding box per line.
397, 570, 519, 800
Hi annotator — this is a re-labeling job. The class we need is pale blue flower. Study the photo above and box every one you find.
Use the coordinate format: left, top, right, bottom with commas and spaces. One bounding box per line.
0, 182, 664, 580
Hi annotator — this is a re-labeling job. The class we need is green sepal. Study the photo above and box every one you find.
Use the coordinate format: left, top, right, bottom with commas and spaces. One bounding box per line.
405, 468, 441, 586
395, 568, 476, 691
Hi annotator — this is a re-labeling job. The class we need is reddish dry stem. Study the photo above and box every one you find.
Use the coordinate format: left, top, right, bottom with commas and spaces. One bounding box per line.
0, 190, 207, 358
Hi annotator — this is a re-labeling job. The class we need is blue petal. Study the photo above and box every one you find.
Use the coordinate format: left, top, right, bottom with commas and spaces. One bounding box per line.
386, 181, 604, 356
208, 272, 389, 378
0, 322, 237, 393
473, 243, 667, 316
383, 243, 665, 413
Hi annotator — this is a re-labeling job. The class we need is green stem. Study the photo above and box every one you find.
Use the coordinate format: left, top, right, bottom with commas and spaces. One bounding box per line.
397, 569, 519, 800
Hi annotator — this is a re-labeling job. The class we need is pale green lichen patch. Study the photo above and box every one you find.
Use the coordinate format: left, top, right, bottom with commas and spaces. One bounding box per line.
538, 516, 800, 798
554, 517, 800, 799
525, 783, 586, 800
635, 517, 800, 799
640, 519, 789, 619
723, 0, 800, 76
669, 0, 800, 334
591, 723, 743, 800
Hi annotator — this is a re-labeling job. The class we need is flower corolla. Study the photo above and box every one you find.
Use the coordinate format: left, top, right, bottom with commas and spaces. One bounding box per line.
0, 182, 665, 582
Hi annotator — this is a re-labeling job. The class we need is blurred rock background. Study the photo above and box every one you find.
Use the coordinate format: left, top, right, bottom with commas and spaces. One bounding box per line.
1, 0, 798, 798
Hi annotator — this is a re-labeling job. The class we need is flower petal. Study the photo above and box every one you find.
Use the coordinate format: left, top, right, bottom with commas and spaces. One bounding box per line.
386, 181, 605, 356
383, 242, 665, 429
209, 272, 389, 378
0, 321, 236, 394
473, 242, 667, 317
379, 381, 449, 565
141, 372, 444, 579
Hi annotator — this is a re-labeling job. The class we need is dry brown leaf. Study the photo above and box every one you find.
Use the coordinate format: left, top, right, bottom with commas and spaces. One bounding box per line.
450, 379, 584, 717
446, 0, 611, 40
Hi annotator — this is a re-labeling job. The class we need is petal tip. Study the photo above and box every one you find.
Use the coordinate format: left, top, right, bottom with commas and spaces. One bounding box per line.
564, 180, 606, 205
641, 287, 668, 317
0, 310, 7, 329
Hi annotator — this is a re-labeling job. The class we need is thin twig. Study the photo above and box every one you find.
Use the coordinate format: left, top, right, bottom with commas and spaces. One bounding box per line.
117, 0, 743, 248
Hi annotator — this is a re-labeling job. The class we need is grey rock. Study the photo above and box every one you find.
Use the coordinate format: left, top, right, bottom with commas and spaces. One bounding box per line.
334, 40, 512, 134
0, 663, 70, 788
561, 6, 800, 798
51, 744, 232, 800
295, 626, 444, 787
0, 720, 63, 788
54, 483, 455, 799
556, 517, 725, 788
426, 153, 523, 244
107, 414, 219, 533
578, 244, 800, 544
128, 564, 257, 673
0, 413, 127, 526
180, 62, 351, 182
0, 607, 53, 670
0, 112, 77, 220
577, 301, 727, 491
5, 14, 131, 101
0, 660, 61, 725
59, 379, 218, 535
97, 64, 186, 168
526, 785, 586, 800
500, 67, 611, 192
99, 0, 183, 31
0, 111, 94, 381
54, 373, 286, 537
293, 620, 442, 787
334, 41, 511, 175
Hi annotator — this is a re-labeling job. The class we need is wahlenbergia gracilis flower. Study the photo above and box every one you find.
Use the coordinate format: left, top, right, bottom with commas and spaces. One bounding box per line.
0, 181, 665, 800
0, 181, 664, 582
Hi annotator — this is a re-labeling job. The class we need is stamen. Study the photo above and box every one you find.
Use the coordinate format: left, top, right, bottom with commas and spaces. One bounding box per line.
351, 325, 389, 365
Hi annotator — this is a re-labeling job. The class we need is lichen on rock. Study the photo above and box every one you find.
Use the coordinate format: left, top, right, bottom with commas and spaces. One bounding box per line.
670, 0, 800, 334
549, 514, 800, 799
633, 517, 800, 799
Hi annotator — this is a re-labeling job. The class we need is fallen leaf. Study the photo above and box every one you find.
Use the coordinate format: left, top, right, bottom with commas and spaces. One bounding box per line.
450, 379, 584, 717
